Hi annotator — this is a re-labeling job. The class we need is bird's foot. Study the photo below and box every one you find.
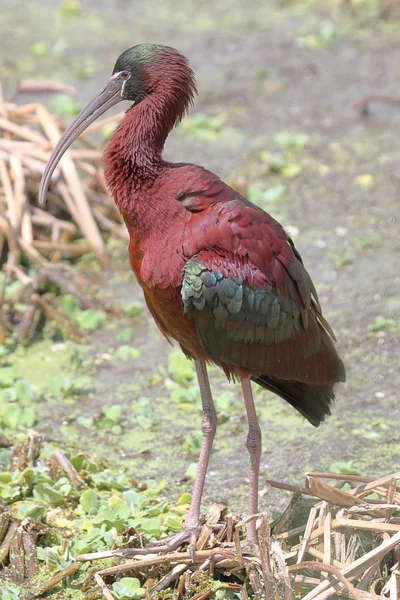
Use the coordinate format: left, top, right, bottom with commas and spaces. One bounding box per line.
117, 524, 202, 560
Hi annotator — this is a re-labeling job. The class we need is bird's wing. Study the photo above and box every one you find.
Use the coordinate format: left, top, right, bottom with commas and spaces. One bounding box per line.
180, 180, 344, 385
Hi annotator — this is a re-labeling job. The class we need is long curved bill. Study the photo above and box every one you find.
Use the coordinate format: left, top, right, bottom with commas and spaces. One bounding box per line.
39, 73, 127, 206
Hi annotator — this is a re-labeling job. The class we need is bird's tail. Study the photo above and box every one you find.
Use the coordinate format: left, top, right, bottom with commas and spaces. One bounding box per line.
251, 374, 336, 427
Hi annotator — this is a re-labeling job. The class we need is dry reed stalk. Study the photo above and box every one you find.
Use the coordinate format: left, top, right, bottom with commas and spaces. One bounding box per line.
0, 116, 48, 145
302, 531, 400, 600
51, 450, 85, 488
94, 572, 117, 600
18, 80, 76, 95
36, 104, 108, 266
297, 505, 319, 564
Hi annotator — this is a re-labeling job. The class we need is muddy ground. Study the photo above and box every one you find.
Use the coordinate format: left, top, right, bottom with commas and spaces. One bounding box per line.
1, 0, 400, 514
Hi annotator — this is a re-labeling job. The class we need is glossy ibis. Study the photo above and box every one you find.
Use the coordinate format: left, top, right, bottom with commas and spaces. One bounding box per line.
39, 44, 345, 554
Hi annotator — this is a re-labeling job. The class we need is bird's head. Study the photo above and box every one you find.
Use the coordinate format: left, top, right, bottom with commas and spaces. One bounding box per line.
39, 44, 197, 205
113, 44, 196, 106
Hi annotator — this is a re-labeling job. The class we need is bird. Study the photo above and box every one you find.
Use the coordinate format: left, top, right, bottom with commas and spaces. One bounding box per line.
39, 44, 345, 555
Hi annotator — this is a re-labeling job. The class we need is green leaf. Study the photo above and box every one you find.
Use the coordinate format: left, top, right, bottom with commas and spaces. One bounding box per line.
2, 405, 36, 429
163, 515, 182, 533
1, 584, 21, 600
80, 489, 99, 514
108, 497, 131, 520
33, 483, 65, 505
59, 0, 81, 18
274, 131, 309, 150
177, 492, 191, 506
0, 366, 18, 387
182, 432, 202, 454
49, 375, 73, 396
70, 453, 99, 473
76, 415, 94, 428
369, 316, 397, 332
264, 184, 286, 203
181, 112, 227, 140
125, 302, 143, 317
114, 346, 141, 360
329, 461, 358, 476
168, 351, 194, 383
102, 405, 122, 423
59, 294, 80, 317
112, 577, 145, 599
16, 502, 46, 520
48, 95, 83, 120
136, 518, 162, 537
42, 546, 60, 570
122, 490, 147, 511
0, 448, 11, 470
185, 462, 197, 480
14, 379, 33, 402
76, 309, 106, 331
90, 469, 130, 491
116, 328, 133, 342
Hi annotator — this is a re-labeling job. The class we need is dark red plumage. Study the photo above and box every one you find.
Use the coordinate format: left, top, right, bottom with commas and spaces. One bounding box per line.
105, 110, 345, 410
39, 44, 345, 552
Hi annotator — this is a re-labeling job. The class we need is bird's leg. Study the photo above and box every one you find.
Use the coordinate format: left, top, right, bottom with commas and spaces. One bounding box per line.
119, 360, 216, 558
185, 359, 217, 534
241, 377, 262, 545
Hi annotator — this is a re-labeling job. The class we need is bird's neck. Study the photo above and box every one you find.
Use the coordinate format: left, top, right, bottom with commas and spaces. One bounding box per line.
104, 92, 183, 211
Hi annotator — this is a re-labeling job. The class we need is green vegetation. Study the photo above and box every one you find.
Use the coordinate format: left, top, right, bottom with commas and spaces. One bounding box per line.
1, 0, 400, 595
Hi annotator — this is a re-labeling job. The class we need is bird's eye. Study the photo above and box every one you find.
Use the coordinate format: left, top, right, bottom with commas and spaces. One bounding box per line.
118, 71, 131, 81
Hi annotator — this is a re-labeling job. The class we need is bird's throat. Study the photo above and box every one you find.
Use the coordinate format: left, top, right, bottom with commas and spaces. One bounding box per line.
104, 93, 180, 208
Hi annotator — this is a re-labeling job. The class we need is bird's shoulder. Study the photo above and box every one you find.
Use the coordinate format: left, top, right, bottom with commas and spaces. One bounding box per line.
176, 166, 305, 292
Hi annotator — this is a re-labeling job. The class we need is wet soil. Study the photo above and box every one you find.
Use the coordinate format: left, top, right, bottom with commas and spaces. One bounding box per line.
2, 0, 400, 513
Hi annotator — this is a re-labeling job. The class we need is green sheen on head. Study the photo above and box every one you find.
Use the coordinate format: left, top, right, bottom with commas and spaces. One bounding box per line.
113, 44, 167, 72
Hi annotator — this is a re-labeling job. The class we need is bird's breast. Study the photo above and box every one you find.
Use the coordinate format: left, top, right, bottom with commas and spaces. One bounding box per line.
142, 283, 208, 360
126, 229, 207, 359
127, 226, 185, 289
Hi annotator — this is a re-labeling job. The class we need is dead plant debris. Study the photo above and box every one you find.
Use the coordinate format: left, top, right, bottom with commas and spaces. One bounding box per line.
0, 434, 400, 599
0, 91, 126, 346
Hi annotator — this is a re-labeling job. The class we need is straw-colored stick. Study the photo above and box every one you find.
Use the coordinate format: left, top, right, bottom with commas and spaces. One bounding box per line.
56, 182, 83, 227
309, 518, 400, 542
32, 207, 77, 235
18, 80, 76, 95
18, 238, 46, 266
350, 473, 400, 497
9, 155, 25, 226
32, 240, 91, 259
0, 157, 16, 229
290, 561, 364, 600
0, 116, 48, 145
307, 547, 344, 570
94, 573, 117, 600
36, 105, 108, 266
8, 103, 41, 117
323, 510, 332, 574
297, 506, 319, 564
10, 154, 33, 244
301, 530, 400, 600
0, 215, 20, 268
